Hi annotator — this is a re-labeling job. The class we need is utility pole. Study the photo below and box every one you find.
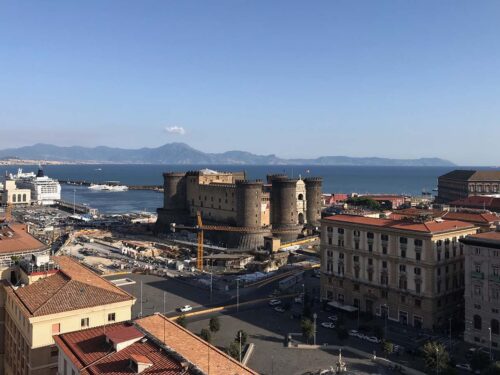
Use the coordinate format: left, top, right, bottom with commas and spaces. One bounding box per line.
313, 313, 317, 345
163, 291, 166, 314
236, 279, 240, 312
239, 330, 242, 362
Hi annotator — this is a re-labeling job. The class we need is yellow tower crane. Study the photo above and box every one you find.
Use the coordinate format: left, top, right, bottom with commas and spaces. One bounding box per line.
171, 211, 300, 271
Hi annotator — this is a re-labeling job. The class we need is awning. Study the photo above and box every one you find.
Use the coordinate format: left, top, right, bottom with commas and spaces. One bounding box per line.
327, 300, 358, 312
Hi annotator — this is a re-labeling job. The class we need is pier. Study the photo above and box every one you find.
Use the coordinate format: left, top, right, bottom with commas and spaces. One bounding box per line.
53, 200, 98, 215
60, 180, 163, 192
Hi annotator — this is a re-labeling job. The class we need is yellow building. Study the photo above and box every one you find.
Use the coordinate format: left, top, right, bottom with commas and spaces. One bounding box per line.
1, 180, 31, 206
1, 256, 135, 375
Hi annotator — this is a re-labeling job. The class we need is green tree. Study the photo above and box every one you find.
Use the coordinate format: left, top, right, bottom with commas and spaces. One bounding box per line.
383, 341, 394, 355
209, 316, 220, 335
226, 341, 240, 360
422, 342, 449, 373
336, 326, 349, 341
484, 361, 500, 375
235, 330, 248, 347
200, 328, 212, 343
176, 314, 187, 328
471, 350, 490, 372
301, 318, 314, 344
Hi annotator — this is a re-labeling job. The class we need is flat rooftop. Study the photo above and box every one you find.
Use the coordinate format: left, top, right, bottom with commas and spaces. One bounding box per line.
0, 222, 47, 255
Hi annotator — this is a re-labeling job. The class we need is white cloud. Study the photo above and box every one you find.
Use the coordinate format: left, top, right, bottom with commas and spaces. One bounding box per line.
165, 126, 186, 135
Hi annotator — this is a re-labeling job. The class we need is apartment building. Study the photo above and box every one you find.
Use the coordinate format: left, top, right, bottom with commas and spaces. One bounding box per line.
54, 313, 258, 375
2, 256, 135, 375
320, 215, 478, 330
461, 228, 500, 351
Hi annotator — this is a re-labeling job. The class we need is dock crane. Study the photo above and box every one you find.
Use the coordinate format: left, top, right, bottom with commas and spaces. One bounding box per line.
170, 211, 303, 271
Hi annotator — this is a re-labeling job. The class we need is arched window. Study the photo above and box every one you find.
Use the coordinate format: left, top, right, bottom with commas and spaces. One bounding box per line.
492, 319, 499, 335
12, 194, 16, 203
22, 194, 26, 202
18, 194, 22, 202
298, 212, 304, 224
298, 193, 304, 201
474, 314, 482, 330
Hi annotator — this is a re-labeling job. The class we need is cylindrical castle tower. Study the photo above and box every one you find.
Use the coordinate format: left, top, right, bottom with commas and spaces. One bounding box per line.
235, 180, 263, 228
163, 172, 187, 210
270, 175, 298, 229
304, 177, 323, 227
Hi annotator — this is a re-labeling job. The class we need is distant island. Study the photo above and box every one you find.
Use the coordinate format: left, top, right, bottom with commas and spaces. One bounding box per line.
0, 143, 455, 167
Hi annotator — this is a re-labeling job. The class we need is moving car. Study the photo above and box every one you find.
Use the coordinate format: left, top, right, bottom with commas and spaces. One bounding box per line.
328, 315, 338, 322
179, 305, 193, 312
321, 322, 336, 329
456, 363, 472, 372
366, 336, 381, 344
348, 329, 360, 337
269, 299, 282, 306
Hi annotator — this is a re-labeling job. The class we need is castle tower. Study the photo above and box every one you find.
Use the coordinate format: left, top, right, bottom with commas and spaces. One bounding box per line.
304, 177, 323, 227
270, 175, 299, 229
162, 172, 187, 210
235, 180, 263, 228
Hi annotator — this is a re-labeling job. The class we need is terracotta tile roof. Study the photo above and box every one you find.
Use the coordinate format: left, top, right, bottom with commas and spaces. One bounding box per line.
0, 223, 47, 254
467, 231, 500, 241
106, 325, 144, 344
9, 256, 134, 317
136, 314, 258, 375
441, 211, 499, 224
450, 196, 500, 211
54, 322, 196, 375
323, 214, 476, 234
440, 169, 500, 181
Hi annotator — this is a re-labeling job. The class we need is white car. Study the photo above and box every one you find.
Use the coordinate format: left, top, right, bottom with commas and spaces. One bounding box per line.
321, 322, 336, 329
456, 363, 472, 372
268, 299, 282, 306
328, 315, 338, 322
179, 305, 193, 312
274, 307, 286, 313
348, 329, 359, 337
366, 336, 381, 343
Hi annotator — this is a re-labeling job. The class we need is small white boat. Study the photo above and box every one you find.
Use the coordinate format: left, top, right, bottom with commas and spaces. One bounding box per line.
88, 183, 128, 192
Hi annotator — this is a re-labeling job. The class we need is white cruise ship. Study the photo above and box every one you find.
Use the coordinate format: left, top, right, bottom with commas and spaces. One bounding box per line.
11, 167, 61, 205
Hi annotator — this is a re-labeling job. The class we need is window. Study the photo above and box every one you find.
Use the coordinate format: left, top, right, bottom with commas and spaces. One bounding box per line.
399, 265, 406, 272
327, 226, 333, 233
367, 232, 374, 239
415, 252, 421, 261
475, 248, 481, 255
414, 239, 423, 247
414, 267, 421, 275
382, 261, 387, 269
337, 228, 344, 234
474, 285, 482, 296
52, 323, 60, 334
474, 315, 482, 330
353, 230, 360, 237
338, 239, 344, 246
108, 313, 116, 322
81, 318, 89, 328
354, 241, 359, 250
368, 270, 373, 282
415, 282, 421, 294
381, 234, 389, 242
492, 319, 500, 335
353, 284, 360, 291
353, 255, 359, 262
400, 237, 408, 244
401, 249, 406, 258
368, 258, 373, 266
414, 299, 421, 307
381, 290, 388, 298
328, 237, 332, 245
401, 295, 406, 303
382, 246, 387, 255
368, 244, 373, 252
339, 253, 344, 260
475, 264, 481, 273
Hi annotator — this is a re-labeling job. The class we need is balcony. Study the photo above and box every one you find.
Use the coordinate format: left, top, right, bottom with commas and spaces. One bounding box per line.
471, 271, 484, 280
489, 274, 500, 283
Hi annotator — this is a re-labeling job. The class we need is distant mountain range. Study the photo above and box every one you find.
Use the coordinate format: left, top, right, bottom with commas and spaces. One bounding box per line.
0, 143, 455, 166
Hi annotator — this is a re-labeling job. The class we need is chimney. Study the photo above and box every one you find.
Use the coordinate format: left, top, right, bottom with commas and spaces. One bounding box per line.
129, 354, 153, 374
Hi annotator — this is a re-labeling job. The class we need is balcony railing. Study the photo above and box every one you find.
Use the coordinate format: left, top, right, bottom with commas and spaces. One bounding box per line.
471, 271, 484, 280
489, 274, 500, 283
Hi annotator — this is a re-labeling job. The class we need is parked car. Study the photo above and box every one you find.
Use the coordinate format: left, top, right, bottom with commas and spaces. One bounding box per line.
321, 322, 336, 329
366, 336, 381, 344
456, 363, 472, 372
294, 296, 303, 303
327, 315, 338, 322
348, 329, 359, 337
179, 305, 192, 312
274, 307, 286, 313
269, 299, 282, 306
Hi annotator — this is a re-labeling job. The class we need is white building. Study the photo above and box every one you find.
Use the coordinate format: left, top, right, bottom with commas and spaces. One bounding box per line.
12, 167, 61, 205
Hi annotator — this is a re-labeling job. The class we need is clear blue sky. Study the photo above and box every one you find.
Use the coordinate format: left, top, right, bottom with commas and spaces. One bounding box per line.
1, 1, 499, 165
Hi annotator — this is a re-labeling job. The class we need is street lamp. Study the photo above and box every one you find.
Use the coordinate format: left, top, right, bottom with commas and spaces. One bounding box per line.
313, 313, 317, 345
489, 327, 493, 361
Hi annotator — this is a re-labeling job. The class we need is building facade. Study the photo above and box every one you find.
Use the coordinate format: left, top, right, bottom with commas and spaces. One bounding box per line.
13, 168, 61, 206
320, 215, 478, 330
461, 229, 500, 351
155, 169, 322, 248
1, 180, 31, 206
2, 256, 135, 375
438, 170, 500, 203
